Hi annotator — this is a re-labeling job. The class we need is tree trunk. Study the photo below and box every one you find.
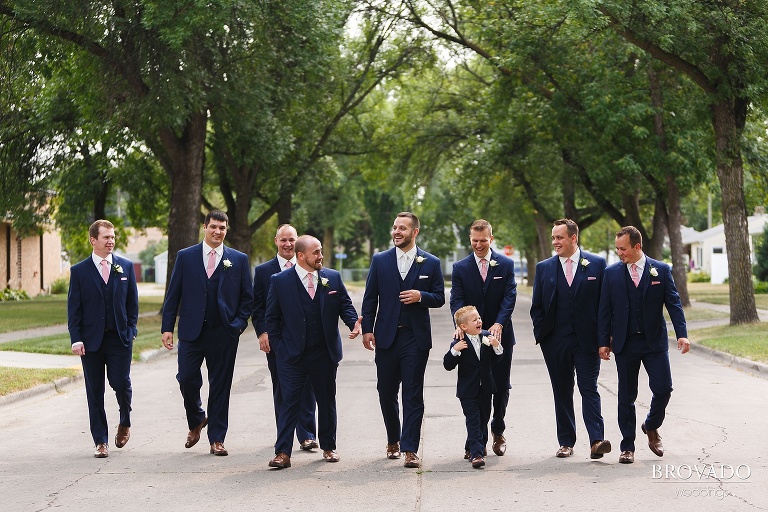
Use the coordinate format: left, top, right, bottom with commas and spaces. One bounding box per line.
712, 99, 758, 324
154, 112, 208, 296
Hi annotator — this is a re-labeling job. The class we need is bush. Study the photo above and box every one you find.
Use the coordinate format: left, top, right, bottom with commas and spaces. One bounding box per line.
688, 271, 711, 283
0, 288, 31, 301
754, 281, 768, 294
50, 277, 69, 295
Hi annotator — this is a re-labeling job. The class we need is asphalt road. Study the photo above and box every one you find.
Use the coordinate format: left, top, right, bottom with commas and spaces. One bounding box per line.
0, 292, 765, 512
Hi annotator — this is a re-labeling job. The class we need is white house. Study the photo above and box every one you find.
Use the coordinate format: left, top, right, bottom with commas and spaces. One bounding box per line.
682, 210, 767, 284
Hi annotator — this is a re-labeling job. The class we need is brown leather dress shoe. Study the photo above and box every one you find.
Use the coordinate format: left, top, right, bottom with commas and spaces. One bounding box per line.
492, 433, 506, 456
268, 452, 291, 469
115, 425, 130, 448
619, 451, 634, 464
470, 456, 485, 468
210, 442, 228, 456
300, 439, 319, 451
94, 443, 109, 458
185, 417, 208, 448
556, 446, 574, 458
403, 451, 420, 468
590, 440, 612, 459
323, 450, 340, 462
386, 442, 401, 459
642, 423, 664, 457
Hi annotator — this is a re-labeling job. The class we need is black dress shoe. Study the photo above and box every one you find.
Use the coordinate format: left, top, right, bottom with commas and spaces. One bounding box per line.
590, 440, 612, 459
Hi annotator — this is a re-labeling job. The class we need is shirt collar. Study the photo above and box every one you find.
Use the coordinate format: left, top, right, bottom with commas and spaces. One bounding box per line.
559, 249, 580, 267
473, 250, 492, 266
628, 254, 646, 273
396, 246, 417, 260
276, 254, 296, 269
91, 253, 113, 267
203, 241, 224, 257
294, 264, 317, 282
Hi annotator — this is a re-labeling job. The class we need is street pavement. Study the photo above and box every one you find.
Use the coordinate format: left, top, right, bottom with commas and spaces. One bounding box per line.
1, 291, 766, 512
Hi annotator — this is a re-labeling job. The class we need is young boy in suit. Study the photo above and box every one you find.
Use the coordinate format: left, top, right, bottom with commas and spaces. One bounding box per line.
444, 305, 503, 468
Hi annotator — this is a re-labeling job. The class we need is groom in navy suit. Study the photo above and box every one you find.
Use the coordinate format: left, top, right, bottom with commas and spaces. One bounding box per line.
450, 219, 516, 457
252, 224, 318, 450
598, 225, 689, 464
362, 212, 445, 469
530, 219, 611, 459
265, 235, 360, 469
68, 219, 138, 458
161, 210, 253, 456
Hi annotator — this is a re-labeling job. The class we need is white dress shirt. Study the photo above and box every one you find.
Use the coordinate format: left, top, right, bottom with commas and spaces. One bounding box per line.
295, 265, 318, 296
202, 241, 224, 271
396, 246, 417, 279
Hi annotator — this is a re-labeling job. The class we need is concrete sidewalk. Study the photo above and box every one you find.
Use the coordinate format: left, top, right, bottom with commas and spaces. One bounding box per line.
0, 293, 766, 511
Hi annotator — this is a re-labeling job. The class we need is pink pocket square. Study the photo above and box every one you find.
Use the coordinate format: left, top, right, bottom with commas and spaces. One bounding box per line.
651, 281, 661, 285
328, 290, 337, 295
587, 276, 597, 281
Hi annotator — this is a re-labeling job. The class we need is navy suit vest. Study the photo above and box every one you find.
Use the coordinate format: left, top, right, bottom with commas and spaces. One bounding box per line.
550, 263, 576, 338
204, 265, 223, 327
299, 287, 324, 348
397, 276, 415, 329
625, 268, 644, 337
103, 273, 117, 332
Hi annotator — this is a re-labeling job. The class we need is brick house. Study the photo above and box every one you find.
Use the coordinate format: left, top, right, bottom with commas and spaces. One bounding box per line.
0, 220, 68, 296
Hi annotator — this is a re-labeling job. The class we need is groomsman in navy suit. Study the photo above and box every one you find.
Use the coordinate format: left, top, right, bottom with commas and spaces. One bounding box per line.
598, 226, 689, 464
530, 219, 611, 459
161, 210, 254, 456
450, 219, 516, 457
265, 235, 360, 469
362, 212, 445, 469
68, 219, 138, 458
252, 224, 318, 450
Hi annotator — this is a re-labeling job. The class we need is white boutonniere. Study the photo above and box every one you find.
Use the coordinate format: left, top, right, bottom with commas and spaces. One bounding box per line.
222, 259, 232, 270
481, 335, 491, 346
112, 264, 124, 274
649, 266, 658, 277
580, 258, 589, 271
320, 277, 330, 287
415, 255, 425, 264
489, 260, 498, 267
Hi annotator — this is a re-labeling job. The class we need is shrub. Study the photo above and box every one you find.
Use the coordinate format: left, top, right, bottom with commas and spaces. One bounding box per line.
688, 271, 711, 283
0, 288, 31, 301
754, 281, 768, 294
50, 277, 69, 295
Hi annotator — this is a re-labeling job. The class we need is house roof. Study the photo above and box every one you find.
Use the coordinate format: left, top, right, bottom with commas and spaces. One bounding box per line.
682, 214, 767, 245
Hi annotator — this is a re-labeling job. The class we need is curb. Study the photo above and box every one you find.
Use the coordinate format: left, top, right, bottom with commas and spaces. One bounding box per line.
0, 373, 82, 407
0, 347, 176, 407
688, 341, 768, 378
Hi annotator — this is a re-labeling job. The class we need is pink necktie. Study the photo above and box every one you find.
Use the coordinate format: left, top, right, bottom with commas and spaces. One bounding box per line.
100, 259, 109, 284
480, 258, 488, 282
630, 263, 640, 287
565, 258, 573, 287
206, 250, 216, 278
285, 261, 293, 269
307, 273, 316, 299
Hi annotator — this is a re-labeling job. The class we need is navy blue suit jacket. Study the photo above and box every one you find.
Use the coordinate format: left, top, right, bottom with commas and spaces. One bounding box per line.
530, 251, 606, 352
265, 267, 358, 364
443, 330, 500, 399
597, 257, 687, 354
161, 243, 254, 340
450, 250, 517, 347
252, 257, 282, 337
361, 247, 445, 350
68, 255, 138, 350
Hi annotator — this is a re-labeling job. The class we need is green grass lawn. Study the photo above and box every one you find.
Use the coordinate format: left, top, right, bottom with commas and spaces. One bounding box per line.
0, 367, 81, 396
0, 294, 164, 333
0, 314, 165, 361
686, 282, 768, 309
689, 322, 768, 362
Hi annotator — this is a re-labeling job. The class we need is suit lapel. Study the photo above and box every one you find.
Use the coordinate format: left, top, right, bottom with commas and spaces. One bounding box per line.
571, 252, 585, 295
481, 252, 495, 293
317, 270, 327, 312
641, 258, 653, 297
87, 258, 106, 297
